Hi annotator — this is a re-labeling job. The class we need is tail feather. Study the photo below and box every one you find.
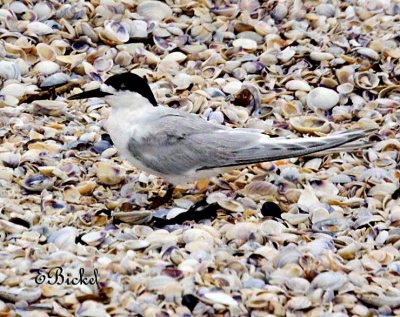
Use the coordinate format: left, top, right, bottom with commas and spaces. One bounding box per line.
204, 129, 375, 170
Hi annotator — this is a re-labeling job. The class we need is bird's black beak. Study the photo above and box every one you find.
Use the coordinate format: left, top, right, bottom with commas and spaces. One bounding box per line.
68, 88, 112, 100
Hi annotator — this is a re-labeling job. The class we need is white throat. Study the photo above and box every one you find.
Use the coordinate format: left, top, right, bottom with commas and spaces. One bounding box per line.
104, 91, 155, 111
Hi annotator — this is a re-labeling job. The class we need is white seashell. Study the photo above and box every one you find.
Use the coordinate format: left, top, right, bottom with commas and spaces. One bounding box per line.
337, 83, 354, 94
316, 3, 336, 17
115, 51, 132, 66
27, 21, 54, 35
0, 61, 20, 80
277, 47, 295, 62
48, 227, 77, 250
137, 1, 173, 21
93, 58, 113, 73
36, 43, 57, 61
172, 73, 192, 90
307, 87, 339, 110
33, 61, 60, 75
357, 48, 379, 60
121, 19, 148, 38
285, 80, 311, 91
41, 72, 70, 87
354, 71, 379, 90
310, 51, 334, 61
0, 287, 41, 303
289, 116, 330, 133
259, 52, 278, 66
81, 231, 107, 246
99, 21, 129, 45
286, 296, 311, 310
123, 239, 150, 250
311, 271, 348, 290
0, 94, 19, 106
232, 38, 257, 51
203, 292, 238, 307
33, 2, 54, 20
260, 220, 285, 236
298, 186, 319, 207
163, 52, 187, 64
32, 100, 67, 116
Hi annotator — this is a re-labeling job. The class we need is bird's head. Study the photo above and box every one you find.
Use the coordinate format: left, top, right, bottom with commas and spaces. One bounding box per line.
68, 72, 158, 108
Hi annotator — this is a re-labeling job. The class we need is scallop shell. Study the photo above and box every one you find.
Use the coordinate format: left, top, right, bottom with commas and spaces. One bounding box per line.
289, 116, 331, 133
99, 21, 129, 45
137, 1, 173, 21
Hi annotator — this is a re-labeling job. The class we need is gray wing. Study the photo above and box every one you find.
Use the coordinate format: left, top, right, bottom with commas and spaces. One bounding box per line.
128, 110, 371, 175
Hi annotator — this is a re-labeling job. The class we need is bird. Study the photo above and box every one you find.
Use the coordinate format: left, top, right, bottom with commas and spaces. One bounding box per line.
69, 72, 374, 186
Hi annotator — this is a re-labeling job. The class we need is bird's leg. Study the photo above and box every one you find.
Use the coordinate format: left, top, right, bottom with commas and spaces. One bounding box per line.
149, 183, 175, 210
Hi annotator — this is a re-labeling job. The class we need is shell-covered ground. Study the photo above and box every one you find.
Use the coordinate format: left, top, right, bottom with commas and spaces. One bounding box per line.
1, 0, 400, 316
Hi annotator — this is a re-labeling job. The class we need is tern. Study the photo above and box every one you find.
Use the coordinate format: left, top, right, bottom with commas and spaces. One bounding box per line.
69, 72, 373, 185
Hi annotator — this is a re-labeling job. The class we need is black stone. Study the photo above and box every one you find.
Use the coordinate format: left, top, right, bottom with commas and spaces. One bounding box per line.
104, 72, 158, 107
260, 201, 282, 218
392, 187, 400, 200
9, 217, 30, 228
182, 294, 198, 312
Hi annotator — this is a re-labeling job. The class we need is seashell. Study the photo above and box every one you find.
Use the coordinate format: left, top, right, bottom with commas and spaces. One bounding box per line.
163, 52, 187, 64
217, 199, 245, 213
99, 20, 129, 45
76, 301, 110, 317
260, 220, 285, 236
33, 2, 54, 20
113, 211, 152, 224
336, 65, 355, 84
0, 61, 20, 80
244, 181, 277, 200
336, 83, 354, 94
221, 105, 249, 124
122, 19, 148, 38
316, 3, 336, 17
211, 5, 239, 17
259, 52, 278, 66
286, 296, 311, 310
225, 222, 260, 241
27, 21, 54, 35
289, 116, 331, 133
357, 47, 380, 60
95, 161, 125, 185
203, 292, 238, 307
252, 106, 273, 119
137, 1, 173, 21
71, 40, 89, 52
310, 271, 348, 290
310, 52, 334, 61
240, 0, 260, 13
0, 219, 27, 234
271, 3, 288, 20
312, 218, 350, 235
41, 72, 70, 87
20, 174, 53, 192
115, 51, 132, 66
93, 57, 113, 73
32, 100, 66, 116
48, 227, 77, 249
285, 278, 310, 294
306, 87, 339, 110
354, 71, 379, 90
0, 287, 41, 303
232, 38, 257, 51
80, 231, 107, 246
123, 239, 150, 250
33, 60, 60, 75
277, 47, 295, 62
56, 53, 86, 68
0, 94, 19, 107
285, 80, 311, 91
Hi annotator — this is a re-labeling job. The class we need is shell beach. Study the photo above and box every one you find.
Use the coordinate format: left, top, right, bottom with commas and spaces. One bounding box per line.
0, 0, 400, 316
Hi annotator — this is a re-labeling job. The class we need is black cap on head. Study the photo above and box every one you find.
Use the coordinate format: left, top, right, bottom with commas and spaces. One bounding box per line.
105, 72, 158, 107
